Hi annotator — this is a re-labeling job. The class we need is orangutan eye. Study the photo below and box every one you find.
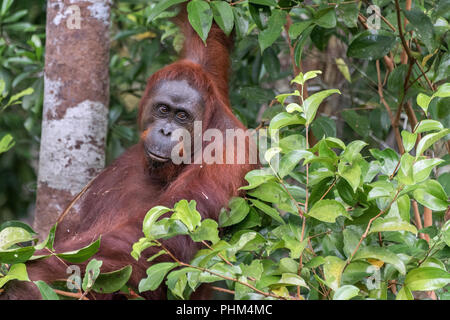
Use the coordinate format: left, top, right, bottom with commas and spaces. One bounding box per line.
157, 104, 169, 115
176, 111, 188, 121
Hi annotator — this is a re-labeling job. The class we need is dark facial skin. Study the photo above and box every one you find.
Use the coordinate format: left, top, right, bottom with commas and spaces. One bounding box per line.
141, 80, 204, 164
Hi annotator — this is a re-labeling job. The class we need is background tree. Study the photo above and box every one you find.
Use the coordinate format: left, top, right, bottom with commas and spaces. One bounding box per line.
34, 0, 111, 236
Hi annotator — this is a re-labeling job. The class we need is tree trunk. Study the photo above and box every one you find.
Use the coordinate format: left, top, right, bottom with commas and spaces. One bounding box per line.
34, 0, 111, 237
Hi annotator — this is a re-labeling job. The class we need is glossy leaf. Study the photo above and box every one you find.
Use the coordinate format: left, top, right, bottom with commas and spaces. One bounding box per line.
258, 10, 287, 52
333, 284, 359, 300
139, 262, 178, 293
369, 217, 417, 235
187, 0, 213, 44
308, 199, 350, 223
34, 280, 59, 300
404, 267, 450, 291
219, 197, 250, 227
347, 30, 396, 60
353, 247, 406, 275
56, 238, 100, 263
413, 180, 448, 211
92, 265, 133, 294
173, 200, 202, 232
210, 1, 233, 36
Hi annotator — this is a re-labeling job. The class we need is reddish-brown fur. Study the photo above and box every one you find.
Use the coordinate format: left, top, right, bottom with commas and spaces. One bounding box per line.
1, 12, 256, 300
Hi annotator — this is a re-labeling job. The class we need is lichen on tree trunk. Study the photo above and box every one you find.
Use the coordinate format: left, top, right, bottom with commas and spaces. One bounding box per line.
35, 0, 112, 237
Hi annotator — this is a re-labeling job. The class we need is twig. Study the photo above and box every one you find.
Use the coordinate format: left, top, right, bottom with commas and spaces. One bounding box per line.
318, 178, 337, 202
345, 188, 402, 267
158, 241, 289, 300
375, 60, 404, 154
53, 289, 89, 300
210, 286, 235, 295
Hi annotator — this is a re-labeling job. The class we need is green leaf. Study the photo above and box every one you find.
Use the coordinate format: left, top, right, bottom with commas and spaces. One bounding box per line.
0, 263, 29, 288
0, 246, 35, 264
369, 217, 417, 235
403, 9, 435, 52
1, 0, 14, 17
278, 150, 313, 178
314, 7, 336, 29
258, 9, 287, 52
187, 0, 213, 44
0, 134, 15, 154
284, 237, 307, 259
396, 286, 413, 300
335, 58, 351, 83
131, 237, 154, 261
413, 180, 448, 211
34, 280, 59, 300
347, 30, 396, 60
142, 206, 171, 239
338, 163, 361, 192
82, 259, 103, 291
285, 102, 303, 113
249, 0, 277, 6
168, 272, 188, 299
264, 147, 281, 164
404, 267, 450, 291
342, 140, 368, 163
279, 134, 306, 153
333, 284, 360, 300
416, 129, 450, 158
323, 256, 346, 291
146, 0, 186, 21
249, 199, 285, 224
401, 130, 417, 153
173, 200, 202, 232
311, 116, 337, 139
289, 20, 313, 39
293, 25, 315, 67
416, 93, 431, 113
239, 168, 276, 190
232, 6, 249, 38
0, 227, 35, 250
353, 247, 406, 275
443, 220, 450, 247
413, 158, 444, 183
336, 3, 359, 28
343, 228, 361, 259
419, 258, 446, 271
276, 273, 309, 288
219, 197, 250, 227
56, 238, 100, 263
433, 83, 450, 99
303, 89, 341, 125
308, 199, 351, 223
368, 181, 395, 201
210, 1, 234, 36
6, 87, 33, 108
34, 223, 57, 251
191, 219, 219, 244
92, 265, 133, 294
150, 218, 189, 240
341, 109, 370, 138
414, 120, 444, 134
370, 148, 399, 175
139, 262, 178, 293
268, 112, 305, 135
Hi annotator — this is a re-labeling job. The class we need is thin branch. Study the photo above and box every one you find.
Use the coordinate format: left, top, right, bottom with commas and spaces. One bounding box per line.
53, 289, 89, 300
158, 241, 290, 300
345, 188, 402, 267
